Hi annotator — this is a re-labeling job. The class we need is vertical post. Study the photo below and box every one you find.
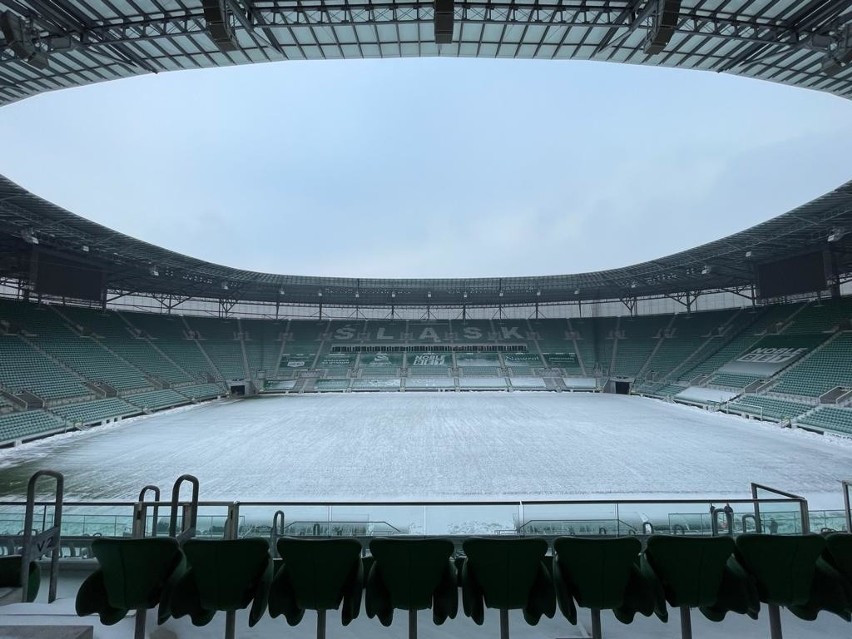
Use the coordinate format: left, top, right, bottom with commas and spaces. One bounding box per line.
768, 603, 782, 639
408, 608, 417, 639
679, 606, 693, 639
134, 608, 147, 639
225, 611, 236, 639
843, 481, 852, 533
499, 609, 509, 639
799, 498, 810, 534
317, 609, 327, 639
590, 608, 602, 639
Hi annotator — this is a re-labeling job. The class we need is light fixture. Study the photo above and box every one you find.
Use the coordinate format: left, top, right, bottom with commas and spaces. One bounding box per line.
355, 291, 360, 298
279, 288, 285, 295
745, 251, 753, 259
317, 290, 323, 297
0, 11, 50, 69
149, 266, 160, 277
221, 282, 229, 291
822, 25, 852, 76
536, 290, 541, 297
391, 292, 396, 298
701, 265, 712, 275
81, 245, 89, 253
574, 289, 580, 295
828, 228, 847, 243
463, 292, 468, 298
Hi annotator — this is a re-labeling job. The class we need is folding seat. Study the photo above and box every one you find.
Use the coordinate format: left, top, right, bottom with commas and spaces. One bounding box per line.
366, 537, 458, 638
788, 532, 852, 622
461, 537, 555, 639
75, 537, 185, 639
643, 535, 756, 638
0, 555, 40, 604
268, 537, 363, 639
169, 538, 272, 639
734, 533, 826, 639
553, 537, 660, 639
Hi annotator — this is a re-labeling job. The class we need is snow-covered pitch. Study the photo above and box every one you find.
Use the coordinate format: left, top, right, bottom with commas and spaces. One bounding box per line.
1, 392, 851, 507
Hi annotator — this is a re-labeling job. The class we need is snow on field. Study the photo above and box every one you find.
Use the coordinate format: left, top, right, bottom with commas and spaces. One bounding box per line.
1, 392, 851, 508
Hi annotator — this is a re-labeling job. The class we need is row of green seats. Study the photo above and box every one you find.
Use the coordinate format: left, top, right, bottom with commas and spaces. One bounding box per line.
75, 533, 852, 639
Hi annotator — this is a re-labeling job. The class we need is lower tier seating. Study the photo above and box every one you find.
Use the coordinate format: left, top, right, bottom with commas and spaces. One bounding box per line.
0, 409, 64, 443
797, 406, 852, 435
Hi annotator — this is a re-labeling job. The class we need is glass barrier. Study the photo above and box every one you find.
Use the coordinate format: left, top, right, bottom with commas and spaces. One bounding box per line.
0, 490, 820, 561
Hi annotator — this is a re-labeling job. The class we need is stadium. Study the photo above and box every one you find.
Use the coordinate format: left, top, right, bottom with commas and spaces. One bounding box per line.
1, 0, 852, 638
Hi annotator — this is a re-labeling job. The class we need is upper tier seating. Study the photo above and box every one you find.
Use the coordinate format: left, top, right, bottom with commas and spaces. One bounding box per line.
771, 333, 852, 397
0, 335, 92, 400
241, 318, 286, 377
784, 297, 852, 335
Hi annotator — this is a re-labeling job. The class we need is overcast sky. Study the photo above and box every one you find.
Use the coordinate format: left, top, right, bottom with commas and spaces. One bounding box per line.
0, 58, 850, 279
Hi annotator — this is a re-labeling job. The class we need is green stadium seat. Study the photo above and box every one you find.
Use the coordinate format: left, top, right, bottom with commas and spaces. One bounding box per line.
0, 555, 40, 603
461, 537, 555, 639
367, 538, 457, 636
269, 538, 363, 639
76, 538, 185, 635
170, 538, 273, 639
734, 533, 826, 639
553, 537, 658, 639
787, 533, 852, 622
644, 536, 756, 638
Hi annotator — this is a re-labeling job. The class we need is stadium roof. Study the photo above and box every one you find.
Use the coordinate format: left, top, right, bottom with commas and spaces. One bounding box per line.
1, 173, 851, 307
0, 0, 851, 308
0, 1, 851, 106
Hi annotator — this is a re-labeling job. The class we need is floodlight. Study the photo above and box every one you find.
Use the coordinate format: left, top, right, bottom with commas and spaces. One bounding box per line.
745, 251, 753, 258
201, 0, 239, 52
821, 25, 852, 76
828, 228, 847, 243
1, 11, 50, 69
434, 0, 454, 44
701, 265, 712, 275
643, 0, 682, 54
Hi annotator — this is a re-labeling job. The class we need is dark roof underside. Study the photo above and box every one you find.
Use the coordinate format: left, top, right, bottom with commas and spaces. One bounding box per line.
1, 173, 850, 306
0, 1, 851, 107
0, 1, 851, 306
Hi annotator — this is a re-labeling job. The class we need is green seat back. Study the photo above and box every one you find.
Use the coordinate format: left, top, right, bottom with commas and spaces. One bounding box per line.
554, 537, 640, 610
645, 535, 735, 608
825, 533, 852, 581
91, 538, 183, 610
462, 538, 548, 610
370, 538, 454, 610
735, 534, 825, 606
276, 538, 362, 611
0, 556, 40, 602
183, 538, 271, 612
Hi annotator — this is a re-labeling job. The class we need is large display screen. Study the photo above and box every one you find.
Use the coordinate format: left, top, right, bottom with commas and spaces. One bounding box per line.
757, 251, 827, 299
34, 251, 104, 301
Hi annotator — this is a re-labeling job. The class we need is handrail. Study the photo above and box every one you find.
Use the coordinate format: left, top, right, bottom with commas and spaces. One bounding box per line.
22, 470, 63, 602
137, 485, 160, 538
168, 474, 199, 540
751, 483, 810, 534
0, 496, 809, 508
